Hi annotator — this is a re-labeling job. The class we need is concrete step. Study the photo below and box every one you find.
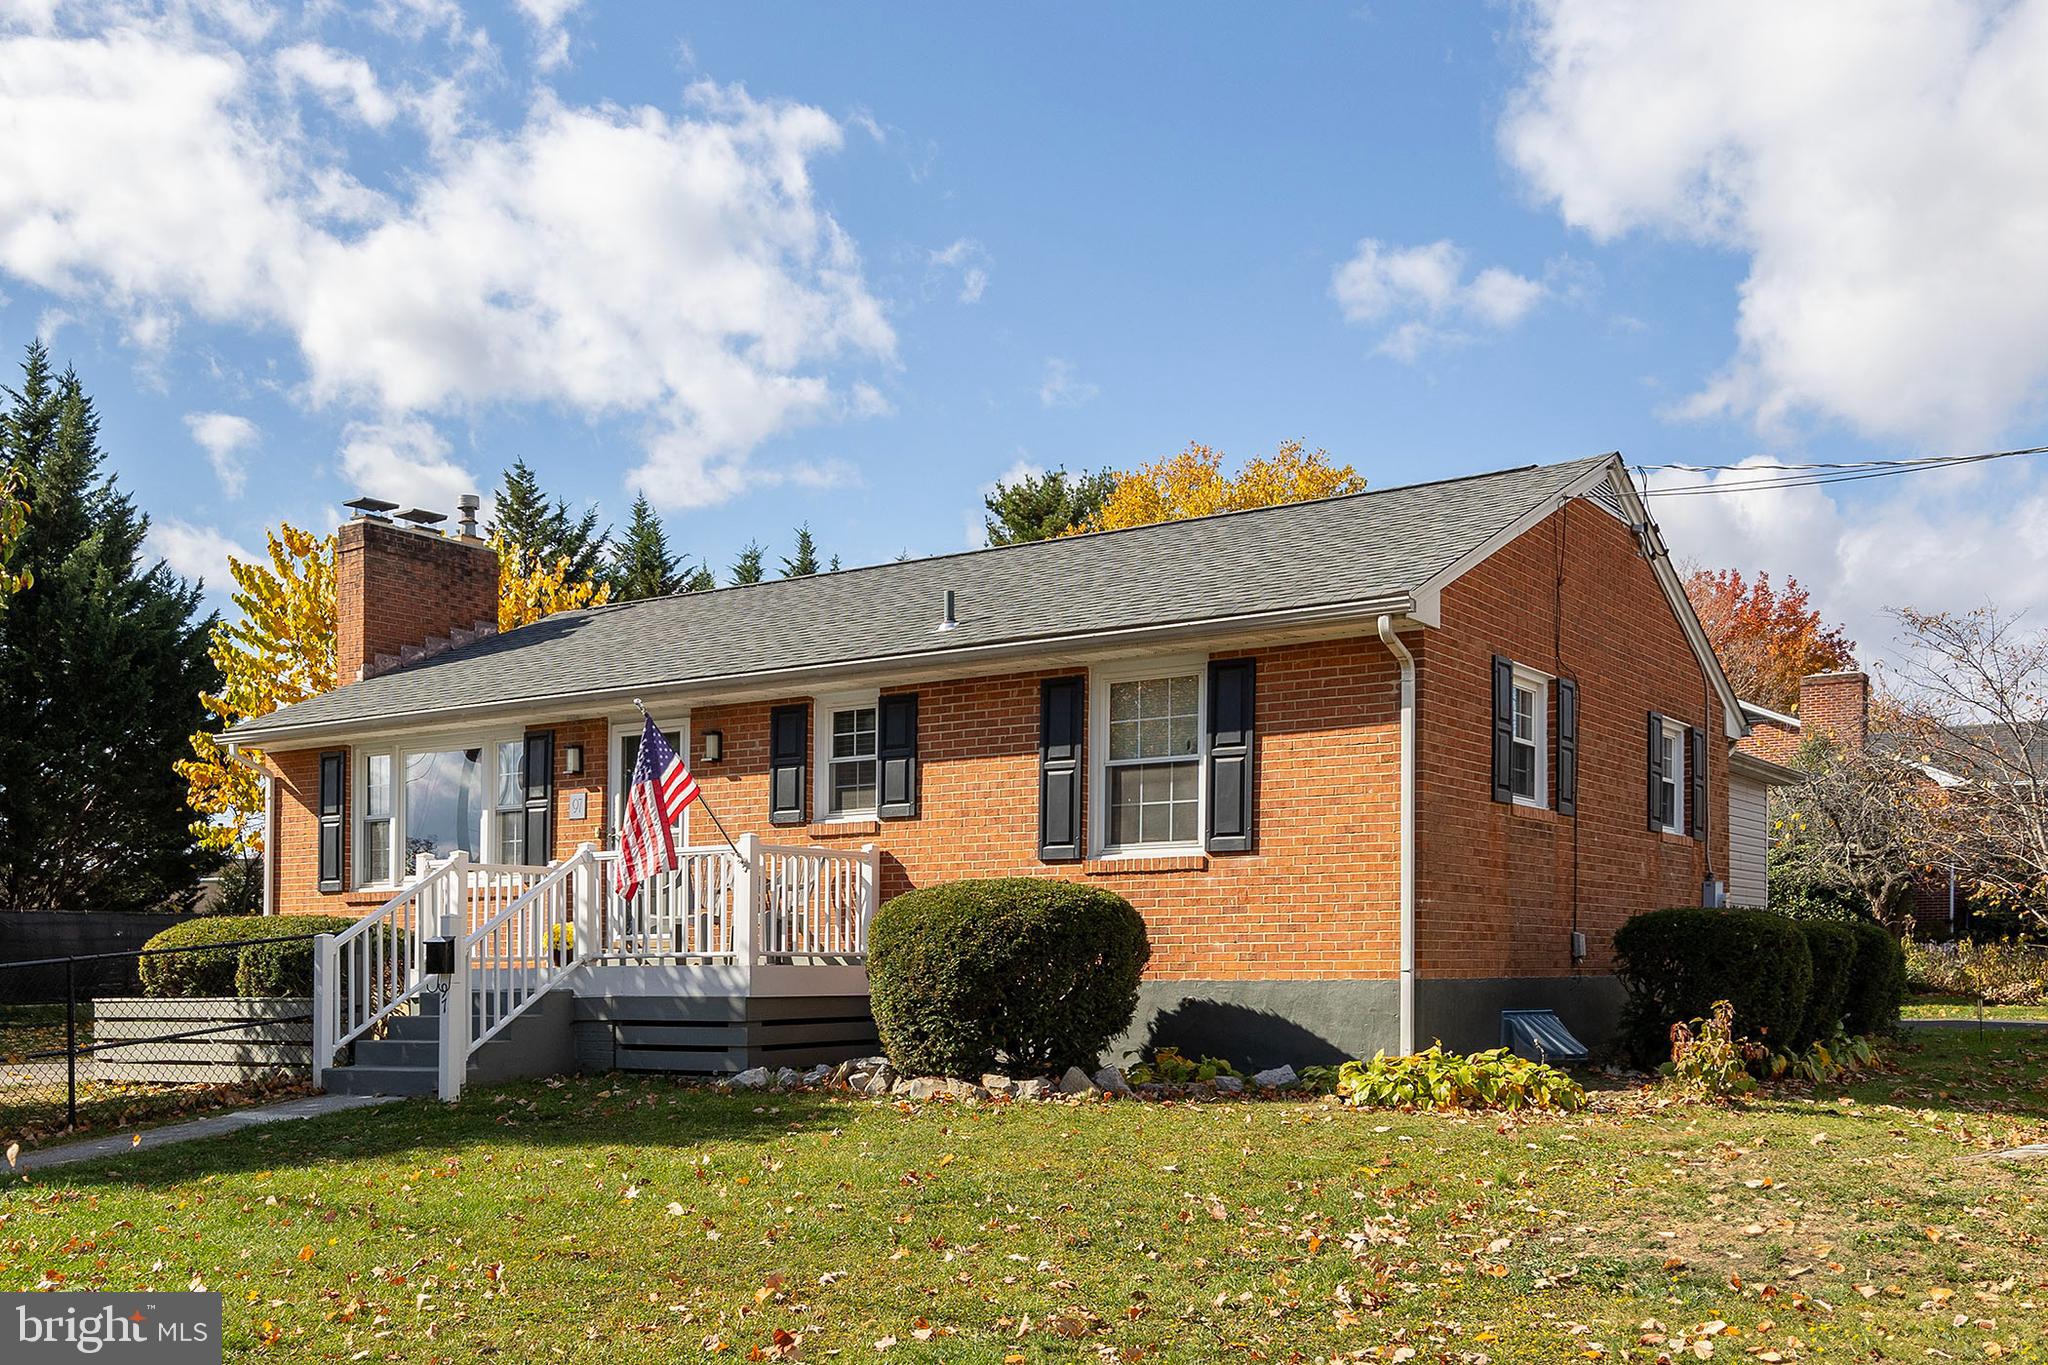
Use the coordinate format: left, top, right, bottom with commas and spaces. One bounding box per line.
353, 1036, 438, 1067
323, 1064, 439, 1098
384, 1013, 440, 1042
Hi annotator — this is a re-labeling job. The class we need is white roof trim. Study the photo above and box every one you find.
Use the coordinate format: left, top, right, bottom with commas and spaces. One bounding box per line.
1414, 453, 1749, 742
1740, 699, 1800, 729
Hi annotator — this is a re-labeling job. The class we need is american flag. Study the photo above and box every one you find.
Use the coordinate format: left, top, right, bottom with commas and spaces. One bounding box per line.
615, 714, 701, 898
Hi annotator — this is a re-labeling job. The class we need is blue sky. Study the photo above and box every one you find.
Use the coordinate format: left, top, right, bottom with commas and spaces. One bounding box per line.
4, 1, 2047, 659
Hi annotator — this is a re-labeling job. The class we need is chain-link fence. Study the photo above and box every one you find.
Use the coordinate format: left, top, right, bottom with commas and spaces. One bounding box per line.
1, 931, 325, 1148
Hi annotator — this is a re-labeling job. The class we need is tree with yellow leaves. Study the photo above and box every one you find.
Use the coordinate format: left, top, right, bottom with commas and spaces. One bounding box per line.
493, 532, 613, 630
176, 526, 337, 856
0, 466, 30, 605
1076, 440, 1366, 533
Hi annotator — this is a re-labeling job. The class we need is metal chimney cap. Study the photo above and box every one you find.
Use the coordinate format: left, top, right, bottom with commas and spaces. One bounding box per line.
456, 493, 481, 511
395, 507, 448, 527
343, 496, 399, 520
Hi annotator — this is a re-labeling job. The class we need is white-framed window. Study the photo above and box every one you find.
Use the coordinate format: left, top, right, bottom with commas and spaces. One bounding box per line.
1658, 719, 1686, 834
355, 732, 542, 887
609, 715, 688, 845
815, 692, 880, 819
1091, 658, 1205, 854
1509, 667, 1548, 807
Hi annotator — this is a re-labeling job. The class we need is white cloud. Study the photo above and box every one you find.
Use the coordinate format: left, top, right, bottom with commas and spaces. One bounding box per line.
0, 14, 895, 510
337, 418, 479, 512
184, 410, 259, 496
513, 0, 579, 71
1644, 459, 2048, 668
929, 237, 989, 303
146, 519, 253, 593
274, 43, 396, 128
1331, 238, 1548, 359
1038, 357, 1097, 408
1503, 0, 2048, 444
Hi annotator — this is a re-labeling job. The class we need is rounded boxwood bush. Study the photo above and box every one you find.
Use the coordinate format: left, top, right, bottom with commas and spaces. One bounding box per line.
138, 915, 356, 998
867, 878, 1150, 1078
1794, 919, 1857, 1047
1613, 907, 1813, 1064
233, 917, 360, 997
1841, 918, 1907, 1036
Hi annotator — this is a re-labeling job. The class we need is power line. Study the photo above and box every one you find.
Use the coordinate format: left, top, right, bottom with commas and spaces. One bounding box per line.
1634, 443, 2048, 498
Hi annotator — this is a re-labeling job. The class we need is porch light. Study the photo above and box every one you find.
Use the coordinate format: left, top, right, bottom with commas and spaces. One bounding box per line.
562, 743, 583, 776
702, 730, 723, 764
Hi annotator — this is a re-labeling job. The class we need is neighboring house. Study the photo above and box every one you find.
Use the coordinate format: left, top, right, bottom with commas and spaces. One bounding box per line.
229, 453, 1755, 1093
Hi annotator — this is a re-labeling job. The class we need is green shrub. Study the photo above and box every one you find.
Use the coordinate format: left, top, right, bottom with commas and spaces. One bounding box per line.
867, 878, 1150, 1078
1333, 1046, 1585, 1113
232, 917, 358, 997
1843, 920, 1909, 1033
1613, 907, 1813, 1064
138, 915, 355, 998
1126, 1046, 1240, 1085
1795, 920, 1857, 1046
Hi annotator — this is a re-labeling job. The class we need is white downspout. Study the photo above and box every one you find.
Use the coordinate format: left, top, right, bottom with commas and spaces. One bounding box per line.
1377, 615, 1417, 1056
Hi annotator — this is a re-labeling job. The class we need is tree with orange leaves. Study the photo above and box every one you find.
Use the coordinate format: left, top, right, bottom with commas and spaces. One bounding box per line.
1684, 568, 1855, 714
1075, 440, 1366, 534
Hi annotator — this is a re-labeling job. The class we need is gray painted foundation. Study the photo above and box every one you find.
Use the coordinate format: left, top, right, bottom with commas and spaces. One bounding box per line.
1112, 975, 1625, 1071
574, 994, 879, 1075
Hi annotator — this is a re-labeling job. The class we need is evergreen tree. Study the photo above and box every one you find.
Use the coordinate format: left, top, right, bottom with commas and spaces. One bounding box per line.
828, 554, 842, 572
488, 458, 606, 581
608, 494, 680, 600
730, 540, 765, 585
983, 467, 1116, 544
0, 342, 220, 914
781, 524, 821, 577
682, 562, 716, 592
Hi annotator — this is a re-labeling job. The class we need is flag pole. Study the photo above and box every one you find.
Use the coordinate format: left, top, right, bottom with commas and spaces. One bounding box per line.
635, 698, 749, 866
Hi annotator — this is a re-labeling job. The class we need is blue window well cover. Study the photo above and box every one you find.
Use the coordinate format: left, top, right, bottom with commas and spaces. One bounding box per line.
1500, 1009, 1590, 1064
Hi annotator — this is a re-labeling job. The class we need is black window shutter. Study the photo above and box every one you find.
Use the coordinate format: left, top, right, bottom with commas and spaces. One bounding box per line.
1646, 712, 1666, 831
524, 730, 554, 864
877, 693, 919, 820
1490, 655, 1515, 803
769, 704, 808, 826
1206, 657, 1256, 853
1688, 724, 1709, 841
1038, 676, 1084, 861
317, 750, 345, 891
1555, 677, 1578, 817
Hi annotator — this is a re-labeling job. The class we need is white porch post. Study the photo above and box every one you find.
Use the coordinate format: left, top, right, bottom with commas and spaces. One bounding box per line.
311, 933, 336, 1090
437, 851, 472, 1102
858, 842, 880, 955
573, 841, 599, 965
733, 833, 759, 997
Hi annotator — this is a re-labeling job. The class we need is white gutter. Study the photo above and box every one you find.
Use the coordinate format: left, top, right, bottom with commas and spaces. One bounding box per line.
1377, 614, 1417, 1056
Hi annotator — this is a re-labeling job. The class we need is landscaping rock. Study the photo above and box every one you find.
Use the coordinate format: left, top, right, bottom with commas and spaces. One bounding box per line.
1251, 1064, 1298, 1090
980, 1073, 1015, 1095
1211, 1075, 1246, 1095
732, 1066, 771, 1089
1092, 1066, 1133, 1096
1014, 1077, 1052, 1101
905, 1076, 984, 1102
801, 1063, 834, 1087
1058, 1066, 1098, 1096
774, 1066, 802, 1089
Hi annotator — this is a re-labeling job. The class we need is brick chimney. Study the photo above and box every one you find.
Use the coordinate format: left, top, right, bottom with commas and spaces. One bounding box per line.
1798, 670, 1869, 753
336, 499, 500, 683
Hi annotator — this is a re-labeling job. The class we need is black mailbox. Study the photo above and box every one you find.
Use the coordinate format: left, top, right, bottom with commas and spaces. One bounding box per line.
422, 937, 455, 975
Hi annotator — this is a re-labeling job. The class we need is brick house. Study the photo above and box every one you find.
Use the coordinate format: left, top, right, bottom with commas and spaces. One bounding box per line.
229, 454, 1757, 1094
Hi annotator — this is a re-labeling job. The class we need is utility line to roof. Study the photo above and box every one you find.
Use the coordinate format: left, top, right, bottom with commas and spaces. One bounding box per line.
1633, 443, 2048, 497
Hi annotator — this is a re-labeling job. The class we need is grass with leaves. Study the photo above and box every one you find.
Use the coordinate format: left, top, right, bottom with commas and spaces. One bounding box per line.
1903, 994, 2048, 1021
3, 1030, 2045, 1362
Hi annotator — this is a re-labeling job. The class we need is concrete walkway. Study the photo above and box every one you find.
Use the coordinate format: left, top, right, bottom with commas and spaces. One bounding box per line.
10, 1093, 400, 1174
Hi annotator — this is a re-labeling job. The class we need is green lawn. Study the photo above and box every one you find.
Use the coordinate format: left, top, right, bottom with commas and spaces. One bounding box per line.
4, 1031, 2046, 1362
1903, 994, 2048, 1021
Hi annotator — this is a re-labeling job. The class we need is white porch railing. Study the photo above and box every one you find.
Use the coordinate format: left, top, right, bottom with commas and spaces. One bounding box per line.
313, 834, 877, 1101
311, 851, 465, 1090
592, 833, 878, 969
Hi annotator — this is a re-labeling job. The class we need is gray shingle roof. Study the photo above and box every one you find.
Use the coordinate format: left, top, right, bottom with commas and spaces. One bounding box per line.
231, 454, 1613, 744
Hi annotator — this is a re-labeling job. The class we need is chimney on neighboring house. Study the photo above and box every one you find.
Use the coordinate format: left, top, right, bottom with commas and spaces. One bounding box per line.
1798, 670, 1869, 753
336, 496, 500, 683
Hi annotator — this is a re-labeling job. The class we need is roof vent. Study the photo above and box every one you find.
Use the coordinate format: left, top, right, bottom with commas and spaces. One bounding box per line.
395, 507, 447, 531
343, 496, 398, 522
457, 493, 480, 540
938, 588, 957, 631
